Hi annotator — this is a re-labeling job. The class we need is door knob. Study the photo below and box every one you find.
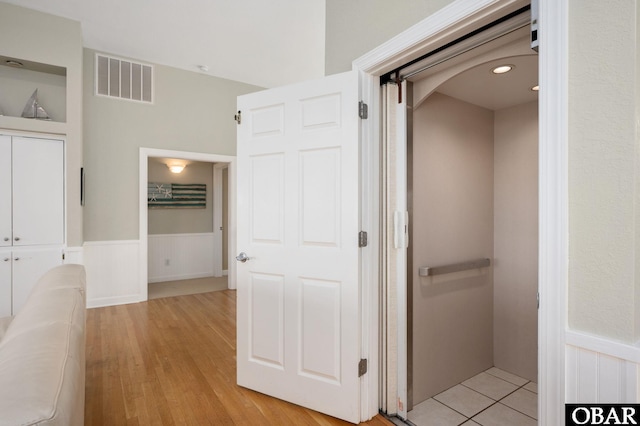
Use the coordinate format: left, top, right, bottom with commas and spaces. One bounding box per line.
236, 252, 250, 263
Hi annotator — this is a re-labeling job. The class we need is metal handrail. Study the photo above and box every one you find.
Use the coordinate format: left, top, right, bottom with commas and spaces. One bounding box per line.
418, 258, 491, 277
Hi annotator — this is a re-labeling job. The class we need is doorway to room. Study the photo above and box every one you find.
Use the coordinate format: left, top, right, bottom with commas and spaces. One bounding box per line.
138, 148, 236, 302
146, 157, 230, 299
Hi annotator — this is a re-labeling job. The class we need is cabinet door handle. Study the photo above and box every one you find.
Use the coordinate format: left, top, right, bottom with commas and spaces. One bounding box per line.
14, 257, 19, 261
2, 258, 8, 262
14, 237, 20, 241
3, 237, 8, 242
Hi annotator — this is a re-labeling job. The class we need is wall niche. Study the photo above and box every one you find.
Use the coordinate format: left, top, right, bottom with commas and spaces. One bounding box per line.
0, 55, 66, 123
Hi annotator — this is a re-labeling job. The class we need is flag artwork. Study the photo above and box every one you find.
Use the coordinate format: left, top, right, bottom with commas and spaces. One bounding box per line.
148, 182, 206, 208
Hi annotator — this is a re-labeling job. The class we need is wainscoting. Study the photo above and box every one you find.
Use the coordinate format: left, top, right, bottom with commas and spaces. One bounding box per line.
83, 240, 141, 308
566, 331, 640, 403
148, 233, 215, 283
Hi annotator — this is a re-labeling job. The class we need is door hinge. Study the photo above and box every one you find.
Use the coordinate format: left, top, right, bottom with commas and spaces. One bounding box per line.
358, 231, 368, 247
358, 359, 368, 377
234, 110, 241, 124
358, 101, 368, 119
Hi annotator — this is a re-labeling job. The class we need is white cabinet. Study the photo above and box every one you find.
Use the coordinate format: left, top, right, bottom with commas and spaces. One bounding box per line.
0, 134, 64, 315
0, 136, 11, 248
0, 250, 10, 317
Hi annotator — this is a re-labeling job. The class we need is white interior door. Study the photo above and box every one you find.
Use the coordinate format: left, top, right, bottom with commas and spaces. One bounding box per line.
236, 70, 362, 423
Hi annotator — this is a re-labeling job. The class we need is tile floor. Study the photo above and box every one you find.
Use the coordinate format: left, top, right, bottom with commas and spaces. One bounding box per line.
407, 367, 537, 426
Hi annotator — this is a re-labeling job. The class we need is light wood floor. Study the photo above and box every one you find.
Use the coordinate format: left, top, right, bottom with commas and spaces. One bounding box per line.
85, 290, 393, 425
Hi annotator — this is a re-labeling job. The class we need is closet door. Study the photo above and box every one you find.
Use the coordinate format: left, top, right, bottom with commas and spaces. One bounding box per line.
12, 137, 64, 246
0, 136, 11, 248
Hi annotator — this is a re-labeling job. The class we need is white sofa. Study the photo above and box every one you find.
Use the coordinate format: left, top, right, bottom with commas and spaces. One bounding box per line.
0, 264, 86, 426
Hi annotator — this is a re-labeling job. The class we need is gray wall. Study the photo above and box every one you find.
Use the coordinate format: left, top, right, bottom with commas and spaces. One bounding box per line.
147, 160, 213, 235
412, 92, 495, 402
324, 0, 453, 75
83, 48, 262, 241
493, 100, 538, 382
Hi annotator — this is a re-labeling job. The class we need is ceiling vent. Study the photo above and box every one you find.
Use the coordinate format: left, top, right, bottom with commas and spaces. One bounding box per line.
95, 54, 153, 103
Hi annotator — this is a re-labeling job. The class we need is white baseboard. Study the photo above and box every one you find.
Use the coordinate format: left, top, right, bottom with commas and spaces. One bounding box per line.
149, 272, 216, 284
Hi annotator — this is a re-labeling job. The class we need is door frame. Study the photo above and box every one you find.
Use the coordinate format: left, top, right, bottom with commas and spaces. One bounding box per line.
354, 0, 567, 423
138, 148, 237, 301
213, 163, 228, 278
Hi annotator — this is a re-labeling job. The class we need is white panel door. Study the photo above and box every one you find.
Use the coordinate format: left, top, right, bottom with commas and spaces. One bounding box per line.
0, 136, 11, 248
236, 71, 361, 423
12, 137, 64, 246
11, 247, 62, 313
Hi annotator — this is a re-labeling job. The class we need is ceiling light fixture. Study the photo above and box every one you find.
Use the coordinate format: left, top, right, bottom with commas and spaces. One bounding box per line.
491, 64, 514, 74
531, 85, 539, 91
168, 164, 185, 174
5, 60, 24, 68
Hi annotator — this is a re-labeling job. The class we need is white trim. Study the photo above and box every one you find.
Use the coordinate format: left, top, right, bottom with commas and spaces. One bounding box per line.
88, 294, 141, 309
213, 163, 228, 277
63, 246, 83, 264
537, 0, 568, 423
352, 0, 567, 423
566, 331, 640, 365
139, 148, 237, 301
357, 68, 381, 420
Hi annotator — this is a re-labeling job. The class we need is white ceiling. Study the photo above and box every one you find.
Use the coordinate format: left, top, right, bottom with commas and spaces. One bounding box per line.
4, 0, 326, 88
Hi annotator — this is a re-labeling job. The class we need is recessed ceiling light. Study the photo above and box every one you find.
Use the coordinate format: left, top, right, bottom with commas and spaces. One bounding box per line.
491, 65, 514, 74
198, 65, 209, 72
531, 85, 539, 91
5, 60, 24, 68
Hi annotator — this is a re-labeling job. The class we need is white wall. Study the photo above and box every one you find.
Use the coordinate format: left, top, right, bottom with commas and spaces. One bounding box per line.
148, 233, 214, 283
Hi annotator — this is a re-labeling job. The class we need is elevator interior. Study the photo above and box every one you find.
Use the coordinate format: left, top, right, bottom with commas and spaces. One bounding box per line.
404, 24, 539, 417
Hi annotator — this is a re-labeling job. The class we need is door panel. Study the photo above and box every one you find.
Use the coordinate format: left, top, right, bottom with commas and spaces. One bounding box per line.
0, 136, 11, 247
237, 70, 361, 423
12, 248, 62, 313
0, 249, 11, 317
12, 137, 64, 246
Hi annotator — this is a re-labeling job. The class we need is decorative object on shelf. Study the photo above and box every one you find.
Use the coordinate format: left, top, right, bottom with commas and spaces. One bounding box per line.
21, 89, 51, 120
148, 182, 206, 209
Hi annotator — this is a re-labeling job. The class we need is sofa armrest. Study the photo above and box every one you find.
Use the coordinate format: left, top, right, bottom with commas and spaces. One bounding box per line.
0, 316, 13, 341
